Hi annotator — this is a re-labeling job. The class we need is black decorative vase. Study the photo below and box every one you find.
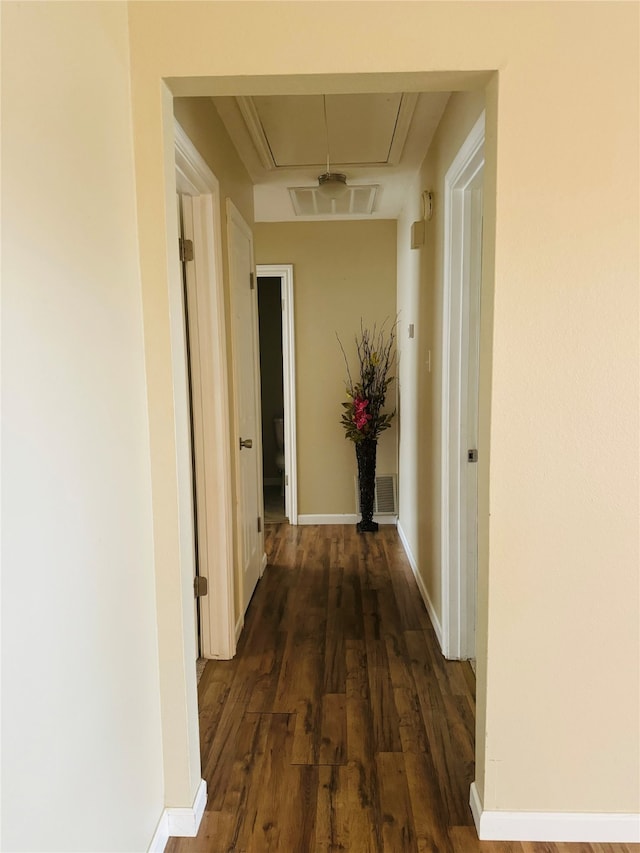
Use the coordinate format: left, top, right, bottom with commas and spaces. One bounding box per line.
355, 437, 378, 533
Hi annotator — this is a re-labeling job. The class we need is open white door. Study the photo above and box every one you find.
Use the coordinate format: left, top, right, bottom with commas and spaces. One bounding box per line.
227, 201, 264, 620
176, 192, 201, 660
441, 112, 485, 661
174, 122, 235, 661
461, 183, 483, 663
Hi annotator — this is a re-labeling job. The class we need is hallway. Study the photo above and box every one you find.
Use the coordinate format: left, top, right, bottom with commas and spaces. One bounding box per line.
167, 525, 636, 853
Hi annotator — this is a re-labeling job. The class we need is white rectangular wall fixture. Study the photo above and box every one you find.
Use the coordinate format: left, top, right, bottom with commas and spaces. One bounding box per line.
410, 219, 425, 248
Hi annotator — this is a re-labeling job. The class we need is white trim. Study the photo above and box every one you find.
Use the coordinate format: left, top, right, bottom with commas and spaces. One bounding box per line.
236, 96, 277, 171
470, 782, 640, 843
469, 780, 484, 832
175, 122, 236, 661
397, 521, 444, 648
148, 814, 169, 853
176, 122, 220, 194
256, 264, 298, 525
297, 514, 397, 526
261, 551, 268, 577
441, 111, 485, 660
387, 93, 419, 165
167, 778, 207, 838
147, 779, 207, 851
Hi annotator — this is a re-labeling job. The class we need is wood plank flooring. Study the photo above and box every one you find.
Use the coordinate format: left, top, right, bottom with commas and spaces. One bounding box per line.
167, 524, 638, 853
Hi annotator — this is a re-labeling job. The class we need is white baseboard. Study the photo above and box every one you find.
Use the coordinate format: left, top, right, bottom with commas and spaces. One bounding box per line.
469, 781, 483, 832
396, 520, 444, 650
148, 779, 207, 851
470, 782, 640, 843
260, 551, 268, 576
148, 813, 169, 853
297, 513, 397, 526
167, 778, 207, 836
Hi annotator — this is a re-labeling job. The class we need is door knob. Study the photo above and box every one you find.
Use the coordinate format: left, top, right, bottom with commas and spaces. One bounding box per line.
239, 438, 253, 450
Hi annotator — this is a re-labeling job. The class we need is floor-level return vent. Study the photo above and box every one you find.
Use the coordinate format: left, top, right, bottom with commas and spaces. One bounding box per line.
355, 473, 397, 515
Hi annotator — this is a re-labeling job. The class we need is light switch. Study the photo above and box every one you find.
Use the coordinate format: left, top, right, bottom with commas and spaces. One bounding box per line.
408, 323, 415, 339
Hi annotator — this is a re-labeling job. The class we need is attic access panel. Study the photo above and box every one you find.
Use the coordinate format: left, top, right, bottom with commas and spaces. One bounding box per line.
240, 93, 417, 169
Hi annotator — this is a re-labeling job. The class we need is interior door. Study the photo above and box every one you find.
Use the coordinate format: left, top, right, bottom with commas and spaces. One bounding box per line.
462, 181, 483, 662
177, 193, 200, 659
227, 201, 264, 616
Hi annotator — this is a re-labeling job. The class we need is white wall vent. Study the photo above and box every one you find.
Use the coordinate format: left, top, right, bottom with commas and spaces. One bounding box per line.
288, 185, 379, 217
355, 473, 397, 515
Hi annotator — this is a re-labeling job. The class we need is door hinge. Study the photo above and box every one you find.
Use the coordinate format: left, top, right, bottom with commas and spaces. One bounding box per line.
468, 449, 478, 463
257, 516, 262, 533
179, 237, 194, 263
249, 272, 255, 290
194, 575, 208, 598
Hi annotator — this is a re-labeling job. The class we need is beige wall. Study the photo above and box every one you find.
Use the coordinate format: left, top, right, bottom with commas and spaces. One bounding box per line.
1, 3, 164, 850
174, 97, 253, 228
254, 221, 398, 515
127, 0, 639, 825
397, 89, 485, 633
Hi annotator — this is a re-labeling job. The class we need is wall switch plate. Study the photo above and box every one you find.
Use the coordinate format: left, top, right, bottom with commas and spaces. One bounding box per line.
408, 323, 415, 338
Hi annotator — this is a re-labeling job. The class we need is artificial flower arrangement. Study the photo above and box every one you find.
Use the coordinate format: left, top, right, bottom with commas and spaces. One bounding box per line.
338, 321, 396, 443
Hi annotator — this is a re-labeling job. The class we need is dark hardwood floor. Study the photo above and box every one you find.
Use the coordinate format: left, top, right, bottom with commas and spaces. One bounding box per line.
167, 524, 638, 853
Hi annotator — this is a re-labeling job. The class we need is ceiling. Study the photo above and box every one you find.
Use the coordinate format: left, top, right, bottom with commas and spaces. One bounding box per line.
212, 92, 450, 222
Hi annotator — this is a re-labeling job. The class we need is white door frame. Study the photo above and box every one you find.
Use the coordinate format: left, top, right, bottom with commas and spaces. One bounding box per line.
175, 121, 236, 660
256, 264, 298, 525
441, 112, 485, 660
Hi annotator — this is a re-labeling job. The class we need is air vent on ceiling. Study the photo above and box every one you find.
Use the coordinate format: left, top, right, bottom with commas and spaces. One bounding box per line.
355, 473, 397, 516
288, 185, 378, 217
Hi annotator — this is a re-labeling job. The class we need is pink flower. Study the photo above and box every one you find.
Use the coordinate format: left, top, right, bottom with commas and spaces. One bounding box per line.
353, 397, 372, 431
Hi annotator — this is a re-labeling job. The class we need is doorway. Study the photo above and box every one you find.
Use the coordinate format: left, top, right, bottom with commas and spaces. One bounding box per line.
256, 264, 298, 525
257, 275, 286, 523
155, 78, 496, 832
441, 112, 485, 662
